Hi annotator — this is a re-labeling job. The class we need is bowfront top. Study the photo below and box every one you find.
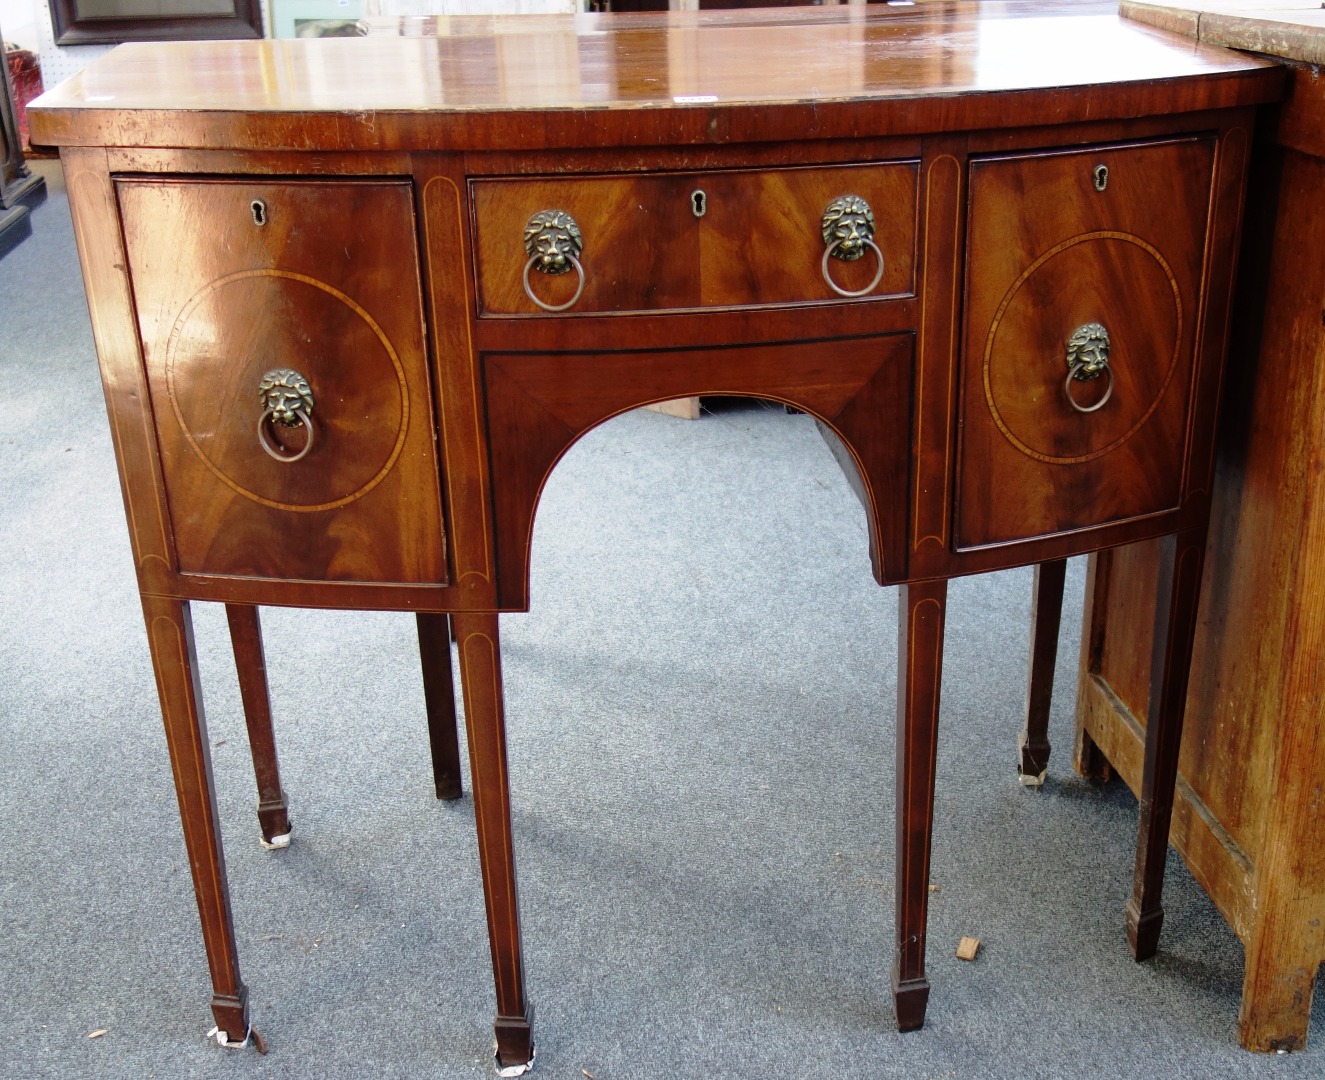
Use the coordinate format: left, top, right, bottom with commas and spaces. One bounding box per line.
30, 1, 1280, 152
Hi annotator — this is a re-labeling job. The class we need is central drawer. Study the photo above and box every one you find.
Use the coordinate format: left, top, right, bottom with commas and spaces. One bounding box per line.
470, 162, 918, 315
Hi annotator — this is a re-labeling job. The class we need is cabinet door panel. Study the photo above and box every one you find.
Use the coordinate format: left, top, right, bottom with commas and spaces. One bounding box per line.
117, 177, 448, 585
957, 138, 1214, 549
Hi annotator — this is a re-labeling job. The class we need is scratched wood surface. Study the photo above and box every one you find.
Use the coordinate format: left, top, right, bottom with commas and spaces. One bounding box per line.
1122, 0, 1325, 65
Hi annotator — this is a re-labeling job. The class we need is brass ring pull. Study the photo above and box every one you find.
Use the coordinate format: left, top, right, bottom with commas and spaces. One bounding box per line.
820, 195, 885, 299
522, 252, 586, 313
820, 237, 886, 299
523, 209, 585, 313
258, 407, 316, 462
1064, 362, 1114, 413
257, 367, 316, 462
1063, 322, 1113, 413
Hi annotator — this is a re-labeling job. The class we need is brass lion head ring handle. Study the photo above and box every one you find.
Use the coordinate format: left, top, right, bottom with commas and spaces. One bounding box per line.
257, 368, 316, 463
522, 209, 586, 313
1064, 323, 1115, 414
821, 195, 885, 299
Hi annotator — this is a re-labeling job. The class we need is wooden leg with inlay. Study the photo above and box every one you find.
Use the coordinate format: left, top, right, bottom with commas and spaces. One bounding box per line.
225, 604, 292, 847
452, 612, 534, 1069
1126, 527, 1206, 961
145, 596, 250, 1043
417, 612, 463, 801
1019, 559, 1066, 786
893, 579, 946, 1031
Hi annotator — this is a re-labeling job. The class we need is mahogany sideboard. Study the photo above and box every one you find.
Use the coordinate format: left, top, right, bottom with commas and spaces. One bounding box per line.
30, 4, 1281, 1069
1068, 0, 1325, 1053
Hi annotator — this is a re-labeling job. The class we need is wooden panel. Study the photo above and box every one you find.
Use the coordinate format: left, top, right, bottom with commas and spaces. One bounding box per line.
421, 162, 501, 611
1240, 209, 1325, 1041
482, 332, 914, 609
62, 148, 180, 598
117, 177, 448, 585
1075, 652, 1256, 942
957, 137, 1214, 549
471, 162, 916, 314
907, 140, 964, 577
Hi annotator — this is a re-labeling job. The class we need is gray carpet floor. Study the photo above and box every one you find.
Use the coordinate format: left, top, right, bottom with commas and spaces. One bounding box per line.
2, 160, 1322, 1079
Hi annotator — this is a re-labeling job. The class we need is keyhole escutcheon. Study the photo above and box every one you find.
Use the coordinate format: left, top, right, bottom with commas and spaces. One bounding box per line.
1093, 164, 1109, 192
691, 189, 707, 218
251, 199, 268, 226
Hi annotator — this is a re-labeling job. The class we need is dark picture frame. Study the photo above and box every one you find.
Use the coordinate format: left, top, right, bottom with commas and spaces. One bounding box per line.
49, 0, 264, 46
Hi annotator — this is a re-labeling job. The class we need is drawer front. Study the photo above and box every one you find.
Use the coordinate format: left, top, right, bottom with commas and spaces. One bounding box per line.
956, 138, 1215, 549
471, 162, 917, 315
117, 177, 448, 585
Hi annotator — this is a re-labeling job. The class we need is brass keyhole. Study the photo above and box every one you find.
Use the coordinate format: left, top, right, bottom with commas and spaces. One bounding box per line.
1093, 164, 1109, 192
251, 199, 268, 226
691, 189, 707, 218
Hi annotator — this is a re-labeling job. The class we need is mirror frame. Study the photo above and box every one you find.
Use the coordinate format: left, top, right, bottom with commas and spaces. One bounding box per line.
49, 0, 263, 45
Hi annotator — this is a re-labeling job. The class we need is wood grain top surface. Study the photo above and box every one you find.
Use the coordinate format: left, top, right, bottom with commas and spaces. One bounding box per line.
31, 1, 1282, 151
1121, 0, 1325, 65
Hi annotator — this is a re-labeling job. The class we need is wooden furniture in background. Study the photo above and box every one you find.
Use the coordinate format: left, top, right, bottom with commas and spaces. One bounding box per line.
1072, 0, 1325, 1052
30, 5, 1280, 1068
6, 42, 42, 155
0, 25, 45, 258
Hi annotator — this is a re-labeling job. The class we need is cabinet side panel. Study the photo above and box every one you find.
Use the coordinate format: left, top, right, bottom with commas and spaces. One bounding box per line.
61, 146, 179, 596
